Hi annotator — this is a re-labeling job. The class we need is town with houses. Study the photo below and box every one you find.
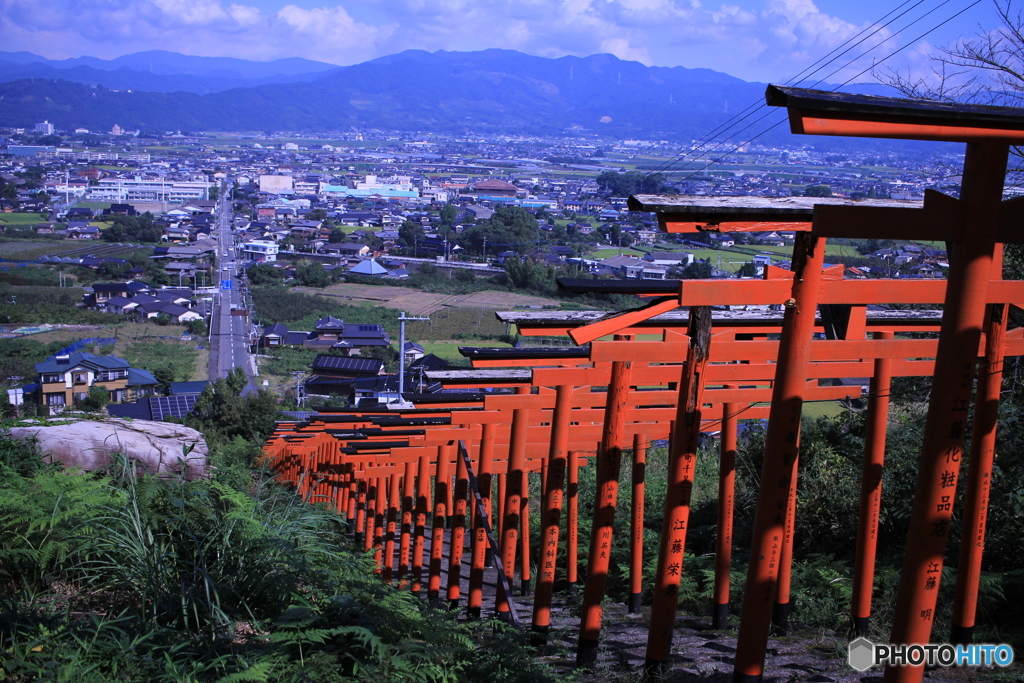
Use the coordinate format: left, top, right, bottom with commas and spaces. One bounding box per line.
0, 122, 957, 417
6, 13, 1024, 679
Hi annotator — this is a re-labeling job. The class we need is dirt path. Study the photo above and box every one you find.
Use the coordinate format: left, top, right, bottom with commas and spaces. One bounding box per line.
403, 530, 976, 683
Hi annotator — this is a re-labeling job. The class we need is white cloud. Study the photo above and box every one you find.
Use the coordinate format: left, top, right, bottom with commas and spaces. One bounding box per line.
0, 0, 936, 82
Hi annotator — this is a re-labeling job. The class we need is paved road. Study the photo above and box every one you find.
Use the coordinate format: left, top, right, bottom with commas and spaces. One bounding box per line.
207, 183, 259, 395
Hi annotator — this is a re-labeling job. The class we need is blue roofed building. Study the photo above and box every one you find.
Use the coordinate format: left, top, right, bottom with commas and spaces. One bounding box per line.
33, 351, 161, 414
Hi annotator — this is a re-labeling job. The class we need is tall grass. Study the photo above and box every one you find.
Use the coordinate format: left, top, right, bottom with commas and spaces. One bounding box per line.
0, 431, 561, 682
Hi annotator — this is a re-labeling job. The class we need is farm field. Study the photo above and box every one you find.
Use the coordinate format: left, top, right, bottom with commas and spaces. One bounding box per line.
0, 240, 67, 259
0, 213, 50, 225
417, 340, 511, 361
800, 399, 847, 419
0, 239, 148, 263
4, 321, 208, 382
589, 248, 646, 258
295, 282, 562, 315
690, 248, 754, 271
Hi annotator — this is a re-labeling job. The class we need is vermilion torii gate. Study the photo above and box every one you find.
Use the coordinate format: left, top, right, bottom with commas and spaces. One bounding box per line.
456, 275, 1021, 667
533, 265, 1024, 672
265, 289, 1022, 680
266, 299, 1024, 674
265, 263, 1024, 678
626, 84, 1024, 683
265, 82, 1024, 674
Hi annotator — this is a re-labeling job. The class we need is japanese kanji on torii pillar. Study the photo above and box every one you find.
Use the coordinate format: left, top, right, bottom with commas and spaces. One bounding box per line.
652, 85, 1022, 683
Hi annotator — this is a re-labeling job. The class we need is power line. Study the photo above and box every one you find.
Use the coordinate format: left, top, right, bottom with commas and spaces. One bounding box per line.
666, 0, 985, 186
647, 0, 933, 179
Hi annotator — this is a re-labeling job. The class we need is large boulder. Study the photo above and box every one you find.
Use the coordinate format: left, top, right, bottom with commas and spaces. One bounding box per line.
9, 418, 208, 480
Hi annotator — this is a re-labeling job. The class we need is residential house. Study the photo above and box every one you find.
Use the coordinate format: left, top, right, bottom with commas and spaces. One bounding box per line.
163, 225, 192, 241
349, 375, 401, 406
596, 256, 667, 280
240, 240, 280, 262
65, 207, 96, 220
644, 251, 694, 267
104, 295, 139, 315
104, 203, 137, 216
336, 323, 390, 352
403, 342, 425, 362
84, 282, 133, 308
33, 351, 159, 413
66, 223, 100, 239
136, 301, 203, 323
337, 243, 371, 258
304, 355, 386, 395
634, 229, 660, 245
465, 205, 495, 221
261, 323, 290, 347
310, 316, 345, 345
752, 254, 772, 275
333, 211, 379, 226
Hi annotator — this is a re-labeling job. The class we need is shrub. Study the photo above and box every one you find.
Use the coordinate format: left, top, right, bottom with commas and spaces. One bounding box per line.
81, 385, 110, 411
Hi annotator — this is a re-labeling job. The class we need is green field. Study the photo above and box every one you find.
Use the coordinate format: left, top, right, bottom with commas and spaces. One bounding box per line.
589, 248, 646, 258
801, 400, 849, 419
825, 243, 864, 258
118, 338, 204, 383
0, 240, 66, 259
417, 340, 511, 361
690, 248, 754, 271
0, 239, 149, 263
335, 224, 366, 235
0, 213, 50, 225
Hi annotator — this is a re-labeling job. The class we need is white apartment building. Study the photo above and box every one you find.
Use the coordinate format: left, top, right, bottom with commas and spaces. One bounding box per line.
240, 240, 280, 262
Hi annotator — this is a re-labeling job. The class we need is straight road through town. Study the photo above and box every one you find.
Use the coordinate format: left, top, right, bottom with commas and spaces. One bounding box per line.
207, 182, 259, 395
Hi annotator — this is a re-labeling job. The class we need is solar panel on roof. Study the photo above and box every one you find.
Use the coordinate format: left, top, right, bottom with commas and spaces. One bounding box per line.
148, 394, 199, 421
311, 355, 382, 373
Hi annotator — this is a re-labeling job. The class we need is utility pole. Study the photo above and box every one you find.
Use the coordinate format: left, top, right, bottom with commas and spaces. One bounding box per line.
397, 312, 430, 398
291, 370, 306, 408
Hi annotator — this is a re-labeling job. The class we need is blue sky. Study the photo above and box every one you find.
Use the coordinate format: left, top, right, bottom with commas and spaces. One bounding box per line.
0, 0, 1000, 83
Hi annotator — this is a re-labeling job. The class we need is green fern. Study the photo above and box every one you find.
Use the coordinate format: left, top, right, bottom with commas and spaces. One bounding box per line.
215, 662, 276, 683
0, 468, 119, 588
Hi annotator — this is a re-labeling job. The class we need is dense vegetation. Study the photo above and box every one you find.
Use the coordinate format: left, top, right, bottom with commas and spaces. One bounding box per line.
102, 213, 163, 243
0, 285, 121, 324
249, 288, 402, 335
0, 371, 557, 682
3, 344, 1024, 681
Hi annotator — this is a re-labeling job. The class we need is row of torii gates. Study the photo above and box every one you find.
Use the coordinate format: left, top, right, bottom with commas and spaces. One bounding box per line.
263, 87, 1024, 681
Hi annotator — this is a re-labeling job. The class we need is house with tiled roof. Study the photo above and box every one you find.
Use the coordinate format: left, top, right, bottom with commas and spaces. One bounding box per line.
304, 355, 387, 395
261, 322, 290, 347
33, 351, 160, 413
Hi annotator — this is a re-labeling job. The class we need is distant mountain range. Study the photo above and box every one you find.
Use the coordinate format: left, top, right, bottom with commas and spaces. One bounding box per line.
0, 49, 341, 94
0, 48, 904, 143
